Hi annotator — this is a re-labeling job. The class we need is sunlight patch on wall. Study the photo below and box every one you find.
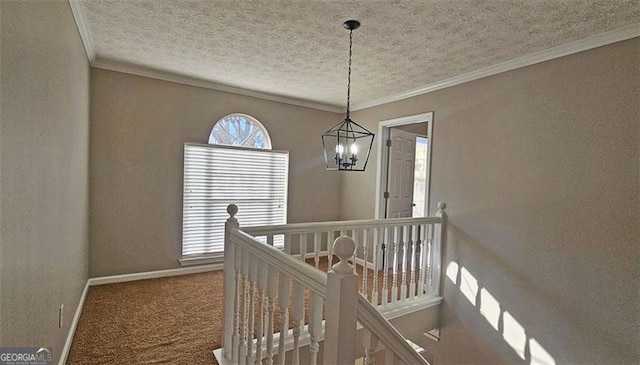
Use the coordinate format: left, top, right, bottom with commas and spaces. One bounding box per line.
445, 260, 556, 365
480, 288, 501, 331
460, 267, 478, 304
503, 311, 527, 360
446, 261, 459, 284
529, 337, 556, 365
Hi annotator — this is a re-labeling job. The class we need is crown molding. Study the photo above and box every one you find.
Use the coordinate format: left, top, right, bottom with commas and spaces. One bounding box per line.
67, 0, 638, 114
68, 0, 95, 62
92, 58, 344, 113
67, 0, 342, 113
351, 23, 640, 111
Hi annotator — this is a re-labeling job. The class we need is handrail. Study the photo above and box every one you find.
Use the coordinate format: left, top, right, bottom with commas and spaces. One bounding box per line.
243, 216, 442, 235
357, 294, 429, 365
230, 229, 328, 296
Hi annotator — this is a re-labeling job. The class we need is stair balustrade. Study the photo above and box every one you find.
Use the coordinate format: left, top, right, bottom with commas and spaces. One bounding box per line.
218, 202, 447, 364
243, 201, 447, 304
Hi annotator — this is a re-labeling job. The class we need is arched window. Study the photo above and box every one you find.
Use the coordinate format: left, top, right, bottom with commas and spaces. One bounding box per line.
181, 113, 288, 260
208, 113, 271, 149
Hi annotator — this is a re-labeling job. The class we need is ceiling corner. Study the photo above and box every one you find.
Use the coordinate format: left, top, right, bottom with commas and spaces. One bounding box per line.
69, 0, 96, 64
91, 58, 345, 113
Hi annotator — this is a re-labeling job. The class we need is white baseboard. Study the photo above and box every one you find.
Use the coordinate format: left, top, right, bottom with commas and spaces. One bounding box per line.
88, 263, 223, 286
59, 280, 89, 365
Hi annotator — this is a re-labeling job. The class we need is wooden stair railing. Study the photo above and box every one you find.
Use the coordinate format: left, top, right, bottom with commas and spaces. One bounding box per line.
243, 201, 448, 305
219, 203, 447, 364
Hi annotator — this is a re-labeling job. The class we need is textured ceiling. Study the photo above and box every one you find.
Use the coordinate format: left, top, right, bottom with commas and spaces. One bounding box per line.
78, 0, 639, 109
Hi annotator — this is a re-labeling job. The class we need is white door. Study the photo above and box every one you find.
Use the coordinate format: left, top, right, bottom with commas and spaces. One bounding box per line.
386, 128, 418, 218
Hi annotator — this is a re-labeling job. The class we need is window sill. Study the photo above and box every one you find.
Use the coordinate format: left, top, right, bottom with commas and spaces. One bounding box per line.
179, 253, 224, 267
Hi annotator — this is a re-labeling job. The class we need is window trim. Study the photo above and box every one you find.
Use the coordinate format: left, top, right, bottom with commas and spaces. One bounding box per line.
208, 113, 272, 149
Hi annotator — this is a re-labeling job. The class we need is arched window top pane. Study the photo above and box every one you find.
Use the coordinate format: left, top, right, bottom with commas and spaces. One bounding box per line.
208, 113, 272, 149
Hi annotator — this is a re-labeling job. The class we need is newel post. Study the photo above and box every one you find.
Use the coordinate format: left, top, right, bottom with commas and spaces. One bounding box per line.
222, 204, 239, 361
431, 201, 447, 296
324, 236, 359, 365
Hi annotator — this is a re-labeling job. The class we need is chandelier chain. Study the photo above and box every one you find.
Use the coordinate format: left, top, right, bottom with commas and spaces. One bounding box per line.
346, 28, 353, 119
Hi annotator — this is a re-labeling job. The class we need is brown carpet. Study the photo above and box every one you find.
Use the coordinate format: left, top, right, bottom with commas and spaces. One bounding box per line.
67, 258, 419, 365
68, 271, 224, 365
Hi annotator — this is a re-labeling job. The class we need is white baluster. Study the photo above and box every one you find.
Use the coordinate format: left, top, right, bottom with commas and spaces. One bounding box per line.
300, 233, 307, 262
372, 227, 380, 306
423, 224, 432, 296
247, 255, 257, 364
232, 246, 242, 363
409, 225, 418, 299
401, 225, 409, 300
432, 201, 447, 296
426, 224, 436, 295
308, 293, 323, 365
327, 231, 335, 269
284, 234, 292, 255
382, 227, 390, 306
362, 228, 369, 297
291, 283, 304, 365
314, 232, 321, 269
239, 248, 249, 365
391, 226, 400, 304
363, 330, 379, 365
267, 234, 274, 246
351, 229, 358, 264
277, 274, 290, 365
223, 204, 239, 362
323, 236, 358, 365
265, 267, 278, 365
255, 260, 266, 364
417, 224, 425, 297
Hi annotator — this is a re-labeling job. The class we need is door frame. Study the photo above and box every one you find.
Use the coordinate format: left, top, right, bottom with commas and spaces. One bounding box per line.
374, 112, 434, 219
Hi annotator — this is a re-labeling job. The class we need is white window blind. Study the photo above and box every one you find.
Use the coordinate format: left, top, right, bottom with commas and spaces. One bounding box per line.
182, 143, 288, 256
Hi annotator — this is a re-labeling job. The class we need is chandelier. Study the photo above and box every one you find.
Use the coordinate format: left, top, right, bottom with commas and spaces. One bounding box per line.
322, 20, 374, 171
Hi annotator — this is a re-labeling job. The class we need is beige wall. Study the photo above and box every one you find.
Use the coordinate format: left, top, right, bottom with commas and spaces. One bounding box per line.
344, 38, 639, 364
394, 122, 427, 136
0, 1, 90, 362
90, 69, 342, 277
